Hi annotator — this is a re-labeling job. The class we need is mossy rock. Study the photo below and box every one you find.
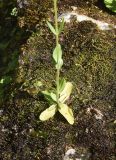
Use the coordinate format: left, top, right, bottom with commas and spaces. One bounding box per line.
1, 1, 116, 159
17, 19, 116, 106
18, 0, 53, 29
12, 18, 116, 159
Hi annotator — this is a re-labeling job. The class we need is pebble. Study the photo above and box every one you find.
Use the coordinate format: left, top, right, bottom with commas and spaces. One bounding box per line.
63, 148, 91, 160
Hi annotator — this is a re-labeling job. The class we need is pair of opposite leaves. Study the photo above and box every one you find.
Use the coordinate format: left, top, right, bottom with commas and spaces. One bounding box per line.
39, 82, 74, 125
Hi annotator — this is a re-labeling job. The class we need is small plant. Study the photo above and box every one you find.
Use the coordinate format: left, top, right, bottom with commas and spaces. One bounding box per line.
11, 7, 18, 16
0, 76, 12, 99
39, 0, 74, 124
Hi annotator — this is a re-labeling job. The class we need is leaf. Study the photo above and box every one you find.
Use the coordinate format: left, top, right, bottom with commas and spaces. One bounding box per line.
55, 58, 63, 69
42, 90, 56, 104
58, 103, 74, 125
53, 44, 63, 69
59, 78, 66, 93
39, 105, 57, 121
59, 18, 64, 34
53, 44, 62, 63
0, 76, 12, 86
59, 82, 73, 103
47, 21, 57, 35
50, 92, 57, 102
11, 7, 18, 16
104, 0, 116, 13
0, 79, 4, 84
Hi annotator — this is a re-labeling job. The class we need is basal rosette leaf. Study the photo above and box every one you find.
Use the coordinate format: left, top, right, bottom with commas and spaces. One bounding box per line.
59, 82, 73, 103
58, 103, 74, 125
39, 105, 57, 121
50, 92, 57, 102
42, 90, 57, 104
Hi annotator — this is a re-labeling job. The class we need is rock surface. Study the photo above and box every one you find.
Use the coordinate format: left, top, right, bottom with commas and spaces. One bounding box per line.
0, 0, 116, 160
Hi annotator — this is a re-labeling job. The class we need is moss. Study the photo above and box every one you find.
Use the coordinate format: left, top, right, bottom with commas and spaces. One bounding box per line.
1, 0, 116, 159
18, 0, 53, 30
57, 21, 115, 108
11, 15, 116, 158
16, 15, 116, 109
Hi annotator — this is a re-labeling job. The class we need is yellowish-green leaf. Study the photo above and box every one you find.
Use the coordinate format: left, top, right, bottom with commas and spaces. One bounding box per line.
59, 78, 66, 93
0, 79, 4, 84
53, 44, 63, 69
53, 44, 62, 63
58, 103, 74, 125
59, 82, 73, 103
39, 105, 57, 121
47, 21, 56, 35
50, 92, 57, 102
42, 90, 56, 104
55, 58, 63, 69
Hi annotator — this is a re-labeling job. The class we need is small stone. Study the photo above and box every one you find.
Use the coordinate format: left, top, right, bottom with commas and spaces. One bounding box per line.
65, 149, 76, 156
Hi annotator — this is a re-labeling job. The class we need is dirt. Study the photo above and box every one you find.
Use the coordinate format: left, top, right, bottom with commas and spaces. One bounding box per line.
0, 0, 116, 160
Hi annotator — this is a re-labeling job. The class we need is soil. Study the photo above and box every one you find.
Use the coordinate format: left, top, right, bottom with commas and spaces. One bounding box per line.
0, 0, 116, 160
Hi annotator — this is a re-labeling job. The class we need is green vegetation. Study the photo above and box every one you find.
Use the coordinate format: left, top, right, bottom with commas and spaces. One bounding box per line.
11, 7, 18, 16
39, 0, 74, 124
104, 0, 116, 12
0, 76, 12, 99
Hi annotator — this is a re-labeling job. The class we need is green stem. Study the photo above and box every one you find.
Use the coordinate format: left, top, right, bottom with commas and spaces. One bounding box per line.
54, 0, 60, 104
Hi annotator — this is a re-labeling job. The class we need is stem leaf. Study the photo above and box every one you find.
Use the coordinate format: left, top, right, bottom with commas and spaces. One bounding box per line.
53, 44, 62, 63
59, 78, 66, 93
59, 18, 64, 34
55, 59, 63, 69
47, 21, 56, 35
53, 43, 63, 69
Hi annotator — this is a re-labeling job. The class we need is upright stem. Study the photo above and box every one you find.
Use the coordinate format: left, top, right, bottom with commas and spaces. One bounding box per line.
54, 0, 60, 104
54, 0, 59, 45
